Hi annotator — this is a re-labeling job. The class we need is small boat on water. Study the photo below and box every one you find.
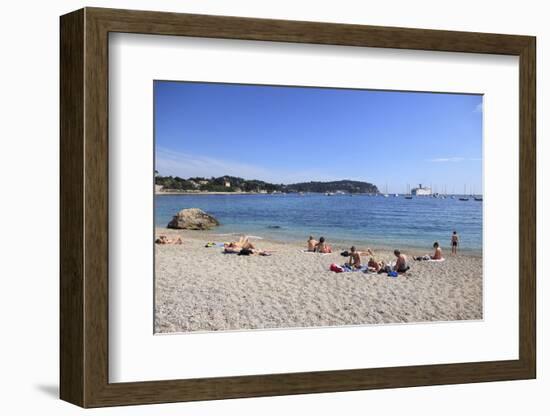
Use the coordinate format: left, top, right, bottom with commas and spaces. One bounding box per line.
404, 184, 413, 199
459, 185, 469, 201
474, 196, 483, 201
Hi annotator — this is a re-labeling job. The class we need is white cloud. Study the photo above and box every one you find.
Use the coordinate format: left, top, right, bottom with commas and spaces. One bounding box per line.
428, 157, 465, 163
474, 102, 483, 113
156, 147, 270, 180
427, 157, 482, 163
155, 148, 343, 184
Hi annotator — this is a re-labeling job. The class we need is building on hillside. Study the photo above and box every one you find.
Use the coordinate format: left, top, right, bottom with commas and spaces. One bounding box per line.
187, 180, 199, 189
224, 181, 231, 188
411, 183, 432, 196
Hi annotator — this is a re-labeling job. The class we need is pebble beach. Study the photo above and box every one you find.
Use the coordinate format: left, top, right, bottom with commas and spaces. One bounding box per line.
154, 228, 483, 333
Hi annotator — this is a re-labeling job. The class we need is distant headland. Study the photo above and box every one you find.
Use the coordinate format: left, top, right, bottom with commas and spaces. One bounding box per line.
155, 174, 379, 195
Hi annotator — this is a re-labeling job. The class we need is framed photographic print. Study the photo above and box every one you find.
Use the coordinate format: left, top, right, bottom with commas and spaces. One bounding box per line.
60, 7, 536, 408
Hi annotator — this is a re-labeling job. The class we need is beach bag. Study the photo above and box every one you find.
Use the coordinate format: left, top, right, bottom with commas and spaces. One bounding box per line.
388, 271, 398, 278
330, 263, 344, 273
340, 251, 349, 257
238, 248, 253, 256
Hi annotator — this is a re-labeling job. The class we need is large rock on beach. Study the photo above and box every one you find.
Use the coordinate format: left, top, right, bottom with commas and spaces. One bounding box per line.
167, 208, 220, 230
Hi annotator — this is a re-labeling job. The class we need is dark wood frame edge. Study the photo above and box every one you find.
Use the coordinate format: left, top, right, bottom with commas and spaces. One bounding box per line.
60, 7, 536, 408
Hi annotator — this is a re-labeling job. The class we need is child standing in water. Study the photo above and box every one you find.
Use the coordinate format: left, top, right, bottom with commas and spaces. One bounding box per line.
451, 230, 459, 255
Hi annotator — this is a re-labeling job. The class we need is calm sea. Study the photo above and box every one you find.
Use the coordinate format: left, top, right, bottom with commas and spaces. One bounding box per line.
155, 194, 482, 253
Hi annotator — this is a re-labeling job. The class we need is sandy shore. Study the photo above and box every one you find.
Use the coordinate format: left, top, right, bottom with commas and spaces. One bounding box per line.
154, 228, 482, 333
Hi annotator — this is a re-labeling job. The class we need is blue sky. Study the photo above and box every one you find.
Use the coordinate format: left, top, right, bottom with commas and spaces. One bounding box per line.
155, 81, 482, 194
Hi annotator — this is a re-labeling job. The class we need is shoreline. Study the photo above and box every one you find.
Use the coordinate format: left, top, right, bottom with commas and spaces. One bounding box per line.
155, 227, 482, 257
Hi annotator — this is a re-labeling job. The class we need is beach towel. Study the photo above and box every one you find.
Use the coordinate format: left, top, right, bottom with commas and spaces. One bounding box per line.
302, 250, 331, 256
427, 258, 445, 262
205, 242, 225, 248
331, 264, 369, 273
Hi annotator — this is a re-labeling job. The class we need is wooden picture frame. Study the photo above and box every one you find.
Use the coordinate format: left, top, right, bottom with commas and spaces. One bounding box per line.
60, 7, 536, 408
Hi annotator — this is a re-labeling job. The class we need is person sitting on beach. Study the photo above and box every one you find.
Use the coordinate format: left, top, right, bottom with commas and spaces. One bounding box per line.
315, 237, 332, 253
451, 231, 459, 255
155, 235, 183, 245
346, 246, 362, 269
432, 242, 443, 260
393, 249, 409, 273
307, 236, 318, 252
413, 242, 443, 261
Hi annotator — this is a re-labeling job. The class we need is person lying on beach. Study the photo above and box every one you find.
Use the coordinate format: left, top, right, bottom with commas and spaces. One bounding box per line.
307, 236, 318, 252
346, 246, 362, 269
367, 257, 383, 272
393, 249, 410, 273
237, 247, 274, 256
224, 236, 255, 253
451, 231, 459, 255
413, 242, 443, 261
155, 235, 183, 245
359, 248, 375, 257
315, 237, 332, 253
155, 235, 168, 244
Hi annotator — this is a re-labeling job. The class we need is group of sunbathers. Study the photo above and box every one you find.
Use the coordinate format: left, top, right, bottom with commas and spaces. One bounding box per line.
338, 230, 461, 272
156, 230, 459, 266
306, 236, 333, 253
345, 246, 410, 273
306, 236, 410, 273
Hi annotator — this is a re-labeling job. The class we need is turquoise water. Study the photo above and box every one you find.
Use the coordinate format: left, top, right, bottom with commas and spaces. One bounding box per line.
155, 194, 482, 252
